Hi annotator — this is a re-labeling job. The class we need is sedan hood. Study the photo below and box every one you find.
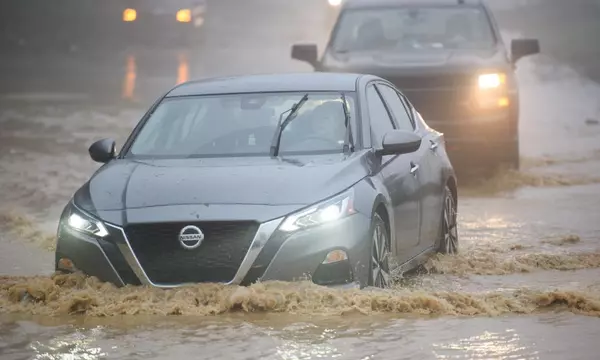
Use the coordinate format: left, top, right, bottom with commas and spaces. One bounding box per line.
75, 154, 369, 214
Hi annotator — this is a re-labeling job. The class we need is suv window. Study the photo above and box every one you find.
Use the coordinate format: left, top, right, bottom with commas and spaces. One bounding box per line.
366, 85, 395, 144
377, 85, 415, 131
331, 6, 495, 53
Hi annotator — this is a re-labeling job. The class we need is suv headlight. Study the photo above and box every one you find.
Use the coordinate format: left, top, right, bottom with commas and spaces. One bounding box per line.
65, 205, 109, 238
478, 73, 506, 90
279, 188, 355, 232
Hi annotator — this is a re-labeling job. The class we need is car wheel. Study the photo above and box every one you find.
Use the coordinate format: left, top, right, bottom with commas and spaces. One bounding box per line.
368, 213, 392, 288
438, 186, 459, 254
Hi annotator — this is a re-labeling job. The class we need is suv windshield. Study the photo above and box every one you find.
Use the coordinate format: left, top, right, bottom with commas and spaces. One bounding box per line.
127, 92, 357, 158
331, 6, 496, 53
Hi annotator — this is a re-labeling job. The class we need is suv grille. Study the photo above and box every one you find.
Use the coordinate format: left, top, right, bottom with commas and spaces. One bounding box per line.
383, 73, 474, 121
125, 221, 259, 285
386, 73, 475, 91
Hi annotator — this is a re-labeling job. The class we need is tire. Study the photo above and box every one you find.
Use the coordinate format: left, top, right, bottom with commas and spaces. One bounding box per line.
438, 185, 459, 254
368, 213, 392, 288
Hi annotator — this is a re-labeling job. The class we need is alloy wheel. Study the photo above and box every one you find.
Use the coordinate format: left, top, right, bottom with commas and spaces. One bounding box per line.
442, 190, 459, 254
371, 220, 391, 288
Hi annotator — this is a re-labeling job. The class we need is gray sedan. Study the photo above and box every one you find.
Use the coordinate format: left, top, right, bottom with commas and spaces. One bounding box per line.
55, 72, 458, 289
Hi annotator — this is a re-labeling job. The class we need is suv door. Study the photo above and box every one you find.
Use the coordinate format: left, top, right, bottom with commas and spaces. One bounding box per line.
366, 83, 421, 260
375, 83, 428, 250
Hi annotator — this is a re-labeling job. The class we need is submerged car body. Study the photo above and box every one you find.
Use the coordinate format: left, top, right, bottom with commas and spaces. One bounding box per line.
291, 0, 540, 170
55, 73, 458, 289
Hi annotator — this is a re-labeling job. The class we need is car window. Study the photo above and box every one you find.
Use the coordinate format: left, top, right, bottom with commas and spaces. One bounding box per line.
366, 85, 395, 145
127, 92, 357, 158
331, 6, 495, 53
376, 84, 415, 131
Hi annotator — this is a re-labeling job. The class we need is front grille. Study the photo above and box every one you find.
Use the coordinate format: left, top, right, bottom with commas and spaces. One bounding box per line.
402, 88, 470, 122
385, 73, 476, 91
125, 221, 259, 285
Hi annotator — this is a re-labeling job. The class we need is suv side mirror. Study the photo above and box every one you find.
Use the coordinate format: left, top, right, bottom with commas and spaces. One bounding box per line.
511, 38, 540, 63
291, 43, 318, 68
89, 138, 116, 163
378, 130, 422, 156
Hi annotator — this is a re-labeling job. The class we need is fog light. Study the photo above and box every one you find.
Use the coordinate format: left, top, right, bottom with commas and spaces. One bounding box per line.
57, 258, 75, 272
322, 249, 348, 264
497, 97, 510, 107
123, 8, 137, 22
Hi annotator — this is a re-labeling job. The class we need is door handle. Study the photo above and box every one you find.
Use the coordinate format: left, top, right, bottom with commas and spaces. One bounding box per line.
429, 140, 439, 152
410, 162, 419, 176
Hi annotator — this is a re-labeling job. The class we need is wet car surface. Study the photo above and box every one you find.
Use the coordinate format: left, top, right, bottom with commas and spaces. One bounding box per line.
1, 0, 600, 359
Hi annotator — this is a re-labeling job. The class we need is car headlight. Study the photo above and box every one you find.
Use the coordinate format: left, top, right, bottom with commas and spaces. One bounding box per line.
176, 9, 192, 23
123, 8, 137, 22
279, 189, 355, 232
478, 73, 506, 90
328, 0, 343, 6
65, 206, 109, 238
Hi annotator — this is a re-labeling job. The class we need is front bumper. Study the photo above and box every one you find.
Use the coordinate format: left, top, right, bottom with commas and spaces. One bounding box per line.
55, 211, 372, 288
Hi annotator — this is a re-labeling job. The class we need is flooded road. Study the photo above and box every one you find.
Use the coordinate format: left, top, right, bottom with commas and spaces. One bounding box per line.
1, 0, 600, 359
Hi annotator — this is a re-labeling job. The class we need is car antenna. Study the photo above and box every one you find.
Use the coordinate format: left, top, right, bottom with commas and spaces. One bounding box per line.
340, 93, 354, 154
270, 93, 309, 157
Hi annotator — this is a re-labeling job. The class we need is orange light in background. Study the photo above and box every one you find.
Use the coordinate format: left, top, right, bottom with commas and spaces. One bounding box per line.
176, 9, 192, 23
123, 8, 137, 22
122, 55, 137, 100
177, 53, 189, 85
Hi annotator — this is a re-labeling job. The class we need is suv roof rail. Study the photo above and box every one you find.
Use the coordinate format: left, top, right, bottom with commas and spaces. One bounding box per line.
458, 0, 483, 4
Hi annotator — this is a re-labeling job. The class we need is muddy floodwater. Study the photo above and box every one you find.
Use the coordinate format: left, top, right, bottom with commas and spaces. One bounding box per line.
2, 0, 600, 359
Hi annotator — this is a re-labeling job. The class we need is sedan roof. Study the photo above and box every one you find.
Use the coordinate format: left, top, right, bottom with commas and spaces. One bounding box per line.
167, 72, 364, 97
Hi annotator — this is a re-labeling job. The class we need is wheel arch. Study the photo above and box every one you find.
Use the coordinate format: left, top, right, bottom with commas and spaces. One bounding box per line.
446, 175, 458, 209
370, 193, 394, 248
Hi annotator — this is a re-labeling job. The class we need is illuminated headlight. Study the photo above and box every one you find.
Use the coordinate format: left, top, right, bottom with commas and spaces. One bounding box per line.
66, 207, 109, 238
478, 73, 506, 89
328, 0, 343, 6
123, 8, 137, 22
279, 189, 355, 232
176, 9, 192, 23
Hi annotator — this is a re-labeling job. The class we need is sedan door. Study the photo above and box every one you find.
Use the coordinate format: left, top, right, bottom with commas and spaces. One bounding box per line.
407, 102, 446, 250
366, 84, 422, 262
375, 83, 430, 252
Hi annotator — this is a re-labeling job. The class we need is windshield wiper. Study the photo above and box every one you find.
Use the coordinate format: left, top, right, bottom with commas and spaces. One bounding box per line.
341, 93, 354, 154
269, 93, 309, 157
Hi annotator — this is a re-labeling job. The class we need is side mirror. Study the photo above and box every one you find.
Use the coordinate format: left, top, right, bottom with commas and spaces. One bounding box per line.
88, 138, 116, 163
511, 38, 540, 63
291, 43, 318, 68
378, 130, 422, 156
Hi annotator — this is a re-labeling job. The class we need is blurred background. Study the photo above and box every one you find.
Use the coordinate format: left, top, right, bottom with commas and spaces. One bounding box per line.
0, 0, 599, 105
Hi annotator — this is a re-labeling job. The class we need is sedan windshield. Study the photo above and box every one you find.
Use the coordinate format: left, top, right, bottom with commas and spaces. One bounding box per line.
331, 6, 496, 53
127, 92, 357, 158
